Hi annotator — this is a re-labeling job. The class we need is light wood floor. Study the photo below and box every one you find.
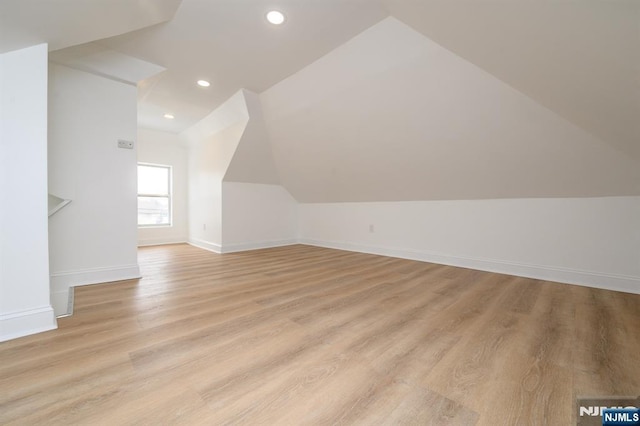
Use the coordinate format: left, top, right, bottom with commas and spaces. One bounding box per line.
1, 244, 638, 425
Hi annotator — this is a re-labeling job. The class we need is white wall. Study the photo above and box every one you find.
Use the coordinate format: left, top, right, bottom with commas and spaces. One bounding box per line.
184, 89, 297, 253
137, 128, 188, 246
222, 182, 298, 252
299, 196, 640, 294
218, 90, 297, 252
183, 91, 249, 252
0, 44, 57, 341
48, 64, 140, 316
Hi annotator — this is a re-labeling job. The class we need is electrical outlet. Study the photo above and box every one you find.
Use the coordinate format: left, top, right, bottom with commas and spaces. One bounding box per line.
117, 139, 134, 149
203, 224, 206, 231
369, 224, 375, 233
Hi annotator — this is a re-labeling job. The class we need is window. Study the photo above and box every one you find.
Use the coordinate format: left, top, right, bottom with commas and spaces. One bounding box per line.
138, 163, 172, 226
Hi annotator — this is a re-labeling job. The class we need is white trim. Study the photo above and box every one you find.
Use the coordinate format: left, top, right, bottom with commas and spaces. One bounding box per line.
138, 237, 187, 247
188, 238, 298, 254
48, 198, 72, 217
50, 290, 71, 318
299, 238, 640, 295
50, 264, 141, 316
0, 306, 57, 342
188, 238, 222, 254
221, 239, 298, 254
50, 264, 141, 288
55, 287, 75, 319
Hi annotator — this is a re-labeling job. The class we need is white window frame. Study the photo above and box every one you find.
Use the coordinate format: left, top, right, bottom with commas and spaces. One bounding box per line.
137, 162, 172, 228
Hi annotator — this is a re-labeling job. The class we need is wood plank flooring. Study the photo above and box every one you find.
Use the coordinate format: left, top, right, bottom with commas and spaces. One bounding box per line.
1, 244, 638, 425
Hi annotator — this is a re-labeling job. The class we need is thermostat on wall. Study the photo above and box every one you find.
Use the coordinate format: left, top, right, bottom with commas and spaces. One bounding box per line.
118, 139, 134, 149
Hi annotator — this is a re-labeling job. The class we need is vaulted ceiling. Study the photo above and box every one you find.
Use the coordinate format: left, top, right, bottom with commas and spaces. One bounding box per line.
385, 0, 640, 160
0, 0, 181, 53
98, 0, 390, 132
2, 0, 638, 201
3, 0, 637, 160
261, 17, 640, 202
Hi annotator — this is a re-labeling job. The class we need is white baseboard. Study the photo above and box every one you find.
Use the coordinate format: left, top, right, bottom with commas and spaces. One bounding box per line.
221, 239, 298, 253
188, 238, 298, 254
0, 306, 57, 342
299, 238, 640, 295
188, 238, 222, 254
50, 264, 141, 316
138, 237, 187, 247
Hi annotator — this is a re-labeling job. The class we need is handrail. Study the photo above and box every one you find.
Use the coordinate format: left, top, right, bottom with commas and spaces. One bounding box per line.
48, 193, 72, 217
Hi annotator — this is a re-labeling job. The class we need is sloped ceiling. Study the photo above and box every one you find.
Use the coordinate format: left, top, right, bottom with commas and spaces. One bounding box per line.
384, 0, 640, 160
49, 43, 166, 85
88, 0, 640, 154
98, 0, 389, 133
224, 91, 280, 185
2, 0, 637, 201
261, 17, 640, 202
2, 0, 636, 157
180, 89, 280, 185
0, 0, 181, 54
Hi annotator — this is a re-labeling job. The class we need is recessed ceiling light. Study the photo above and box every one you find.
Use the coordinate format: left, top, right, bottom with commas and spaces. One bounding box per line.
197, 80, 210, 87
163, 113, 175, 119
266, 10, 285, 25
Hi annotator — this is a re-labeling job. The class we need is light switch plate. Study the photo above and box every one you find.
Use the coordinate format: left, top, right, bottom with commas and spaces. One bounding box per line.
118, 139, 134, 149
